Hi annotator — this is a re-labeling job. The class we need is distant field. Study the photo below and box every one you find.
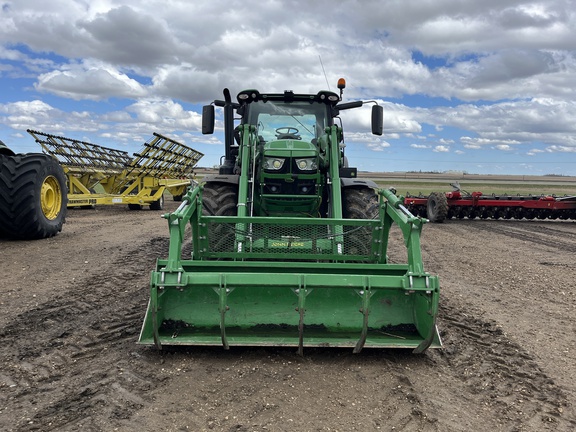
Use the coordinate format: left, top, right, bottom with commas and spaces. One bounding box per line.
361, 172, 576, 197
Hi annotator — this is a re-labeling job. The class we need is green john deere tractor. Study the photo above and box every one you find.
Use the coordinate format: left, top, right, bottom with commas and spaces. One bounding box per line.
0, 139, 67, 240
139, 80, 441, 354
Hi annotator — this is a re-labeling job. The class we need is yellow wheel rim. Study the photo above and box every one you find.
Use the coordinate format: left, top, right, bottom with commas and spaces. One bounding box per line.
40, 175, 63, 220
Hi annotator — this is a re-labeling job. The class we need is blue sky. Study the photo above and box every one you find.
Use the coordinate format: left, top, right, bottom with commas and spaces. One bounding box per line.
1, 0, 575, 175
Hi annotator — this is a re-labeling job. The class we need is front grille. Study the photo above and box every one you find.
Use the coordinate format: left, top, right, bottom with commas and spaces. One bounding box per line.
199, 217, 378, 262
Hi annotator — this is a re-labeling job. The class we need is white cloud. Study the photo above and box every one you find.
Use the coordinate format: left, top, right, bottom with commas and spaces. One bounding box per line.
424, 99, 576, 149
0, 100, 57, 130
463, 143, 481, 150
546, 145, 576, 153
367, 140, 392, 152
0, 46, 27, 61
433, 145, 450, 152
35, 63, 148, 100
125, 99, 202, 131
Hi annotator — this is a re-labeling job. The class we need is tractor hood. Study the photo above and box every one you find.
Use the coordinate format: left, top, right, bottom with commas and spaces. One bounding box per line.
264, 140, 317, 158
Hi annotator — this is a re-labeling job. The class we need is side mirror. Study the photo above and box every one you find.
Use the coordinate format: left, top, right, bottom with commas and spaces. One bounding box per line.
202, 105, 215, 134
371, 105, 383, 136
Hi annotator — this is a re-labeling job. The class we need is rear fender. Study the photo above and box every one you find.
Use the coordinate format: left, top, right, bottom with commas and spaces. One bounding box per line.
340, 178, 378, 189
0, 139, 16, 156
202, 174, 240, 185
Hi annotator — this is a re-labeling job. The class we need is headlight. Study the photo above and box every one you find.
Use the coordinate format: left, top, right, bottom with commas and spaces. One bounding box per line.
263, 157, 285, 170
295, 158, 318, 171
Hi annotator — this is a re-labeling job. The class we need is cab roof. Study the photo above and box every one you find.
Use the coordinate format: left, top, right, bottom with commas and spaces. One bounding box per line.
236, 89, 341, 106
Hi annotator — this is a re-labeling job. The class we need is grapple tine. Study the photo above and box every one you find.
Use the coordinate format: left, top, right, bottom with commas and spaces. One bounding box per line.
353, 284, 372, 354
218, 287, 230, 350
296, 284, 308, 356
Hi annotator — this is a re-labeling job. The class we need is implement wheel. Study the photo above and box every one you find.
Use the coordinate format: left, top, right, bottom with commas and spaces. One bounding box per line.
0, 153, 67, 239
426, 192, 448, 223
149, 193, 164, 210
202, 182, 238, 253
342, 187, 379, 258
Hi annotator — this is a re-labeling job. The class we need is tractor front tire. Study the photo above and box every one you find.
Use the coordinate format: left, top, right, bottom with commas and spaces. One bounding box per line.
426, 192, 448, 223
0, 153, 67, 240
202, 183, 238, 253
342, 187, 379, 258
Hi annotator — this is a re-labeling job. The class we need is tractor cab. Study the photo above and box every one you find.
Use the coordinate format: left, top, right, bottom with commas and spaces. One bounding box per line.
237, 90, 339, 217
201, 86, 383, 218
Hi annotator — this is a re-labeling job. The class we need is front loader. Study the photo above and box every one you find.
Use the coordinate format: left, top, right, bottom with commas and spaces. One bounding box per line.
139, 80, 441, 354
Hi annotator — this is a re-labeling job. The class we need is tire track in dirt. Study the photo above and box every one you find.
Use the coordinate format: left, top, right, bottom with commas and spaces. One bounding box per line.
473, 221, 576, 254
124, 345, 445, 432
432, 299, 574, 431
419, 220, 576, 430
0, 236, 170, 432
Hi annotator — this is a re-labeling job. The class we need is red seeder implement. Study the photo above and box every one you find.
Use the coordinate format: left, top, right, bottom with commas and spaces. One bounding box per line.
404, 183, 576, 222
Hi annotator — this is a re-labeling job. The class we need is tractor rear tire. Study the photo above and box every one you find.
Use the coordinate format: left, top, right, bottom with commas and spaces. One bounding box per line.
0, 153, 67, 240
342, 187, 379, 258
426, 192, 448, 223
343, 187, 379, 219
202, 182, 238, 253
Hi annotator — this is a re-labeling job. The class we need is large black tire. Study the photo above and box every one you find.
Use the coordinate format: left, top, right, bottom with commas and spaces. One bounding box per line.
342, 187, 379, 219
202, 182, 238, 253
0, 153, 67, 240
342, 187, 379, 258
426, 192, 448, 223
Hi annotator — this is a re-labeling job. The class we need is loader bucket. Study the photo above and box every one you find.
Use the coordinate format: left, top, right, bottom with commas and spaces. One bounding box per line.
138, 188, 441, 354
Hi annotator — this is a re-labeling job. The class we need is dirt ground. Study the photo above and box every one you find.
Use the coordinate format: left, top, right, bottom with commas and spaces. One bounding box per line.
1, 198, 575, 432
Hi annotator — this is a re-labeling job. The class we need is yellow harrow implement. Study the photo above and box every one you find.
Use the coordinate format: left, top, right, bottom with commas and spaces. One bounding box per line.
27, 130, 203, 210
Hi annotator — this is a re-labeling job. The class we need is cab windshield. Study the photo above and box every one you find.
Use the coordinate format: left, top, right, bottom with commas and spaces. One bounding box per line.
245, 101, 329, 143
